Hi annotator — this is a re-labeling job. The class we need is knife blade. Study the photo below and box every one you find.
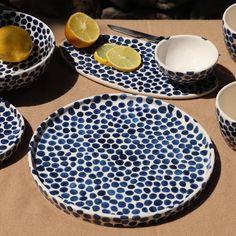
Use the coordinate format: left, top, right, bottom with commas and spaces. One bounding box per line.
108, 24, 166, 43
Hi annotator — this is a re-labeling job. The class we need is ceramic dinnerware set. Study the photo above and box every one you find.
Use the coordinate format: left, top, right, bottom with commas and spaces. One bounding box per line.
1, 3, 236, 227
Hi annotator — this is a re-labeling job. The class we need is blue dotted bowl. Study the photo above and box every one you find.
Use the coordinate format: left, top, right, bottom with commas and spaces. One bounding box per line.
0, 10, 55, 91
0, 98, 24, 163
223, 3, 236, 61
216, 81, 236, 150
28, 94, 215, 227
155, 35, 218, 84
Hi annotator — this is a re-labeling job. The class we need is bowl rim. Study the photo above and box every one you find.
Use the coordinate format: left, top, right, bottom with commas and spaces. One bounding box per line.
154, 34, 219, 74
223, 3, 236, 33
0, 10, 55, 77
216, 81, 236, 123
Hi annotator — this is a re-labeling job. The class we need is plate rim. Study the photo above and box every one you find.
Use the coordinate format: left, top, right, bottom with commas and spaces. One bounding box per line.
28, 93, 215, 220
0, 97, 25, 159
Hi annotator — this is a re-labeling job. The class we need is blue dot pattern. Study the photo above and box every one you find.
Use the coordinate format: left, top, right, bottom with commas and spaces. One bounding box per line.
60, 35, 218, 99
223, 23, 236, 61
28, 94, 215, 227
0, 98, 24, 163
216, 108, 236, 150
0, 10, 55, 91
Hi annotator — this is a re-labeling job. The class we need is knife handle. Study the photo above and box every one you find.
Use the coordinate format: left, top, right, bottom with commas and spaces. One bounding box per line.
149, 36, 167, 44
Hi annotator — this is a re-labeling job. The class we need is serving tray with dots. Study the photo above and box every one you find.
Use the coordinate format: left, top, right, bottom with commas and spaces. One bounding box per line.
28, 94, 215, 227
60, 35, 218, 100
0, 98, 24, 163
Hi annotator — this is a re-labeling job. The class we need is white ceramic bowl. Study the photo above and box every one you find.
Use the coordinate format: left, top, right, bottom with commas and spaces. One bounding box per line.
216, 81, 236, 150
0, 10, 55, 91
223, 3, 236, 60
155, 35, 218, 84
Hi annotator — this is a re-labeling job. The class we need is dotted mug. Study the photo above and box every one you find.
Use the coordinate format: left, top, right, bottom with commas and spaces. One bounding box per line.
223, 3, 236, 61
216, 81, 236, 150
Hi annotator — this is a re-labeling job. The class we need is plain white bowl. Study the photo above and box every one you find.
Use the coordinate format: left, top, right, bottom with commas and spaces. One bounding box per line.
155, 35, 219, 84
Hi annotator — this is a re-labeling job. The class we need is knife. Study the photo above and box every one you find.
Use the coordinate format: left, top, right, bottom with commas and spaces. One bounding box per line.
108, 24, 166, 43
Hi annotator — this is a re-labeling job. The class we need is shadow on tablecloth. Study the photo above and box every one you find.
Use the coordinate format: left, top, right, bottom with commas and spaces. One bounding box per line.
1, 46, 78, 107
203, 63, 236, 99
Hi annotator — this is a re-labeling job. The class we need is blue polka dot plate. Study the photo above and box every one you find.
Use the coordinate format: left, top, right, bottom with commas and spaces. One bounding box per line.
0, 98, 24, 163
60, 35, 218, 99
28, 94, 215, 227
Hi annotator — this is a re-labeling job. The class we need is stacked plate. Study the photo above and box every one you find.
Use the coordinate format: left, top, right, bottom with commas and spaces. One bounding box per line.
0, 98, 24, 163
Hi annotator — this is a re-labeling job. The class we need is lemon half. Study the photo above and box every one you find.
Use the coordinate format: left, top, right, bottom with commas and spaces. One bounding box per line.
0, 25, 32, 63
65, 12, 100, 49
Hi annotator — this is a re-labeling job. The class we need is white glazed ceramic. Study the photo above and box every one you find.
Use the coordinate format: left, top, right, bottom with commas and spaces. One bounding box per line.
60, 34, 218, 99
216, 81, 236, 150
223, 3, 236, 60
0, 10, 55, 91
154, 35, 218, 84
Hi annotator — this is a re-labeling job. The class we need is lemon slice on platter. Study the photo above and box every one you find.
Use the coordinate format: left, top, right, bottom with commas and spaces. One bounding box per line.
94, 43, 117, 65
106, 45, 141, 72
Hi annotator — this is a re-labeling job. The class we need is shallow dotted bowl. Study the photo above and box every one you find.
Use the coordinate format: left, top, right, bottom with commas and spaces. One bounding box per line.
155, 35, 218, 84
0, 10, 55, 91
0, 98, 24, 163
28, 93, 215, 227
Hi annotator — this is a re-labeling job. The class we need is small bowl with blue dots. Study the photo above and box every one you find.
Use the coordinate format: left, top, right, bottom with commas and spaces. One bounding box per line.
0, 10, 55, 92
155, 35, 219, 84
216, 81, 236, 150
223, 3, 236, 61
0, 97, 24, 163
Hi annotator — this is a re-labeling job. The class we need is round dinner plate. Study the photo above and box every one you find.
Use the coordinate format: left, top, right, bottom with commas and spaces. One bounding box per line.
60, 35, 218, 100
0, 98, 24, 163
28, 94, 215, 227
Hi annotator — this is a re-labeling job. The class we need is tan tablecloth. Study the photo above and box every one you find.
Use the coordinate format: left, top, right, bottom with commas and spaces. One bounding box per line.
0, 19, 236, 236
